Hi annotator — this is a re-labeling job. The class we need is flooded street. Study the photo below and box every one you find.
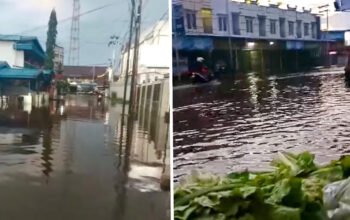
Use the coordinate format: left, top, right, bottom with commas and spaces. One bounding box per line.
0, 95, 169, 220
173, 68, 350, 180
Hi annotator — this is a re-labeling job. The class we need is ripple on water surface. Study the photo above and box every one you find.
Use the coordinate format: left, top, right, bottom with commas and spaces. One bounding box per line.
174, 71, 350, 180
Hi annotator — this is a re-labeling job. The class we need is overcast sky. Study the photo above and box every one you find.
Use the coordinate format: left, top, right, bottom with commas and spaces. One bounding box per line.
0, 0, 168, 66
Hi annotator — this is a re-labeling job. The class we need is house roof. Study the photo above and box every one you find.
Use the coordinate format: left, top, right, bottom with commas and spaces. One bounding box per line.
0, 68, 42, 79
0, 61, 10, 69
0, 35, 45, 59
63, 65, 107, 78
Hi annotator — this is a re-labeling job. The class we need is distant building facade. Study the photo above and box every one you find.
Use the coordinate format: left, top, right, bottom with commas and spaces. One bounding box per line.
321, 30, 350, 66
63, 65, 108, 86
173, 0, 328, 77
176, 0, 320, 40
54, 45, 64, 72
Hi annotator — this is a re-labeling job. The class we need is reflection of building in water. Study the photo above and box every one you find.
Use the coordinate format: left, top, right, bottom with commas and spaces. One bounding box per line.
0, 107, 47, 145
0, 107, 51, 177
63, 95, 107, 121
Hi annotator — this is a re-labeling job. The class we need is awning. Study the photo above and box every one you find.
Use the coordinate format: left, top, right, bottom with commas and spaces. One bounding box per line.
0, 68, 42, 79
43, 70, 53, 75
173, 36, 214, 51
13, 40, 46, 60
0, 62, 10, 69
286, 41, 305, 50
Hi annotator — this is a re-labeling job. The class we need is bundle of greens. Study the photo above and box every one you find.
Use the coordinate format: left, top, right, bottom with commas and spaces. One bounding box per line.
174, 152, 350, 220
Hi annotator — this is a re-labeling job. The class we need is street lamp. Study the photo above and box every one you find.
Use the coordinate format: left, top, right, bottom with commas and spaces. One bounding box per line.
247, 42, 255, 48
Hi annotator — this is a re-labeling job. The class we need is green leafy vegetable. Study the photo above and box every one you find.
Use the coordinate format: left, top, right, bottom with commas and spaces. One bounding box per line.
174, 152, 350, 220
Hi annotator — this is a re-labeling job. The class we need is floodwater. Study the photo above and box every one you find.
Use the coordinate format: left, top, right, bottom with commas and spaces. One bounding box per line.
173, 68, 350, 180
0, 95, 169, 220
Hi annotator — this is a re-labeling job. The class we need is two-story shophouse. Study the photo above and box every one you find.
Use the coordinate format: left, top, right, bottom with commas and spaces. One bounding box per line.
173, 0, 329, 77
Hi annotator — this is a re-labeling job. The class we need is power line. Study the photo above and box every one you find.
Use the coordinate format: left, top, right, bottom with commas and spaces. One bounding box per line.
16, 2, 117, 35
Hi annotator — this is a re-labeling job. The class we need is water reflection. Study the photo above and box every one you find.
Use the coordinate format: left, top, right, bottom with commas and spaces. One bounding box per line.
0, 89, 169, 219
174, 68, 349, 180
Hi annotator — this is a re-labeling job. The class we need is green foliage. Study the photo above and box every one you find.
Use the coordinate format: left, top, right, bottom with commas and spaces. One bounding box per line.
174, 152, 350, 220
45, 9, 58, 70
56, 80, 69, 95
57, 63, 63, 74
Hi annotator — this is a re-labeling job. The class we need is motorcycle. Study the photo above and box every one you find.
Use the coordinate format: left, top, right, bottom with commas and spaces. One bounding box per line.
191, 66, 215, 84
97, 94, 103, 103
345, 66, 350, 81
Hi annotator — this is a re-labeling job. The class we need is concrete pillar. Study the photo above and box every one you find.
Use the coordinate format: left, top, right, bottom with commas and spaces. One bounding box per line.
160, 166, 170, 191
154, 79, 169, 152
235, 49, 239, 72
280, 50, 283, 72
261, 49, 264, 72
147, 83, 155, 134
295, 50, 299, 72
137, 86, 143, 121
142, 85, 149, 129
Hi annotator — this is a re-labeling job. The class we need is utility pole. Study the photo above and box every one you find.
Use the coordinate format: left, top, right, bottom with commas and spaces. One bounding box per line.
226, 0, 234, 72
108, 35, 119, 83
319, 4, 330, 67
121, 0, 136, 120
128, 0, 142, 115
92, 66, 96, 82
119, 0, 136, 158
123, 0, 142, 186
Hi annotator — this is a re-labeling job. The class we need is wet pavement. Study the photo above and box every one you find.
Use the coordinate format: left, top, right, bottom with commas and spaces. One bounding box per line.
173, 68, 350, 180
0, 95, 169, 220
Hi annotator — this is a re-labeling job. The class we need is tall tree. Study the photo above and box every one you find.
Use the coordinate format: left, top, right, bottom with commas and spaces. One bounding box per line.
45, 9, 58, 70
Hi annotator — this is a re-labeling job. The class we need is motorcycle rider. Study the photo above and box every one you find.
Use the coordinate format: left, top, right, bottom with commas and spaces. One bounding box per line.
191, 57, 213, 84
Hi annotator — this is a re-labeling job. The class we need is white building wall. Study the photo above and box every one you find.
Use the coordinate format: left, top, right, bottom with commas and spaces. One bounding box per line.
181, 0, 211, 35
54, 46, 64, 64
182, 0, 318, 41
0, 41, 24, 68
117, 20, 170, 84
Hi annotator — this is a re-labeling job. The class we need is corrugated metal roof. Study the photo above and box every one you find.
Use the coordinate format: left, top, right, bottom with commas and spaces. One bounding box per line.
0, 35, 45, 58
0, 35, 37, 41
0, 68, 41, 79
63, 65, 107, 78
0, 61, 9, 69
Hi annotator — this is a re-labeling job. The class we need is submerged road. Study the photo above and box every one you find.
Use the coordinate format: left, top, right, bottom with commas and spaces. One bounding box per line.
0, 95, 169, 220
173, 68, 350, 180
